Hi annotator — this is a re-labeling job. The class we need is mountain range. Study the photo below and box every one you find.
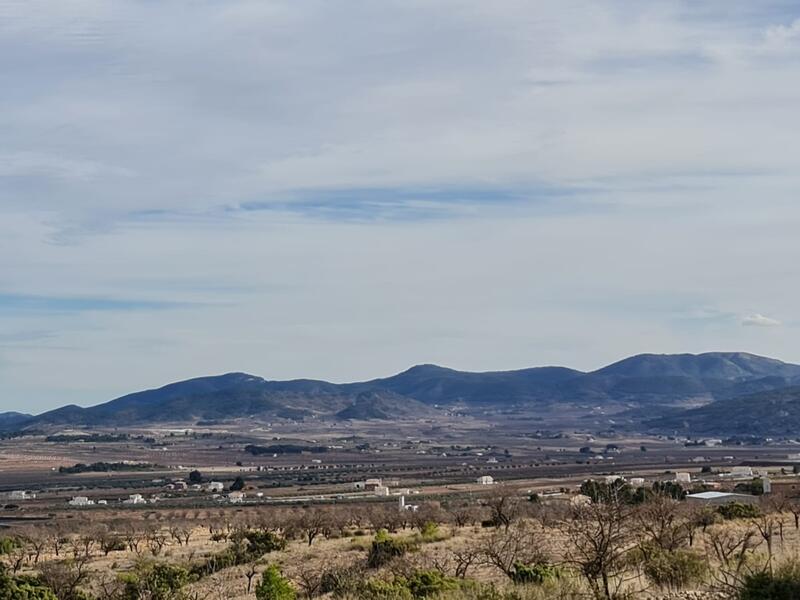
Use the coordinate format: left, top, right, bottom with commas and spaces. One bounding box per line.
6, 352, 800, 434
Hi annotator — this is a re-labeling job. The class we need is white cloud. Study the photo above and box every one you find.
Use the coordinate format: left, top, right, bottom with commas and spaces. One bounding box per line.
742, 314, 782, 327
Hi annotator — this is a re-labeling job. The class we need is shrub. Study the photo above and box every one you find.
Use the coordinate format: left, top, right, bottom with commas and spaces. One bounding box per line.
739, 560, 800, 599
405, 570, 460, 598
0, 569, 57, 600
320, 564, 365, 596
121, 563, 189, 600
359, 578, 413, 600
717, 502, 761, 520
508, 562, 560, 585
642, 549, 707, 591
256, 565, 295, 600
0, 538, 20, 555
367, 531, 410, 569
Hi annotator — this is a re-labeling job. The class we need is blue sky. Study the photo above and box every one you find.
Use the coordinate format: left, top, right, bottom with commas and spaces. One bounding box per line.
2, 1, 800, 412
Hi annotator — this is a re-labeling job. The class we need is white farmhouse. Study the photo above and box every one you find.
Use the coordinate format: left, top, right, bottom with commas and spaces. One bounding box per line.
68, 496, 94, 507
123, 494, 147, 505
477, 475, 494, 485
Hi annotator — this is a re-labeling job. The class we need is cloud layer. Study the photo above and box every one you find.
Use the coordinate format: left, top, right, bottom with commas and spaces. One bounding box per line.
1, 1, 799, 410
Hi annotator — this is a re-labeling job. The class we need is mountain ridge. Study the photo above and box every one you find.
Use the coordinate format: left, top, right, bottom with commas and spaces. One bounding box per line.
11, 352, 800, 430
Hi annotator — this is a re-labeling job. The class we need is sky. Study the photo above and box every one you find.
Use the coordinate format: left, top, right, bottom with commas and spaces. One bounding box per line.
2, 1, 800, 412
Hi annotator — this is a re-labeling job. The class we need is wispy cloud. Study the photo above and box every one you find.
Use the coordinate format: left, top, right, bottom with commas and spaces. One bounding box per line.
742, 313, 782, 327
1, 1, 800, 410
0, 294, 194, 313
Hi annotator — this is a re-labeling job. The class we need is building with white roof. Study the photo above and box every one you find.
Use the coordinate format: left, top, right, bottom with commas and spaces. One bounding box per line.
686, 491, 759, 505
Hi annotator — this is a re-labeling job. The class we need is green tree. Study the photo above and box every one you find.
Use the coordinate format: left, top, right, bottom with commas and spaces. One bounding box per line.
255, 566, 295, 600
230, 476, 246, 491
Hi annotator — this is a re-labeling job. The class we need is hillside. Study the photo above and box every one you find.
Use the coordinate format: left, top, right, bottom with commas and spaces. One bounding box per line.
646, 386, 800, 436
11, 352, 800, 430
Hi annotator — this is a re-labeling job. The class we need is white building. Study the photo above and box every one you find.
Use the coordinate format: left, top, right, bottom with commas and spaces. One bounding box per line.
675, 472, 692, 484
731, 466, 754, 478
68, 496, 94, 507
374, 486, 390, 496
123, 494, 147, 505
228, 491, 245, 504
398, 495, 418, 512
477, 475, 494, 485
207, 482, 225, 493
9, 491, 34, 501
629, 478, 645, 487
686, 491, 759, 506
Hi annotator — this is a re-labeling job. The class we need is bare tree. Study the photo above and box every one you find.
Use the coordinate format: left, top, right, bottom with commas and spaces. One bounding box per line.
561, 496, 637, 600
751, 511, 778, 570
704, 524, 762, 592
483, 485, 524, 531
39, 555, 92, 600
635, 495, 689, 552
244, 560, 260, 594
479, 520, 550, 580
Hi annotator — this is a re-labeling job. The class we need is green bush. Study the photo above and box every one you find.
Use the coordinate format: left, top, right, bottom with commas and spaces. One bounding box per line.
717, 502, 761, 520
739, 560, 800, 599
0, 538, 20, 555
642, 549, 707, 591
367, 531, 410, 569
121, 563, 189, 600
255, 565, 295, 600
359, 578, 413, 600
0, 569, 57, 600
508, 562, 560, 585
405, 570, 460, 598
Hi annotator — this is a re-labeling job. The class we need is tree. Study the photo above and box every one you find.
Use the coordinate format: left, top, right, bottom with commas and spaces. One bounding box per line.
479, 521, 551, 582
704, 524, 762, 591
561, 495, 637, 599
230, 477, 245, 492
295, 508, 328, 547
635, 495, 689, 552
256, 565, 295, 600
188, 470, 203, 484
652, 481, 686, 501
38, 556, 92, 600
484, 485, 524, 530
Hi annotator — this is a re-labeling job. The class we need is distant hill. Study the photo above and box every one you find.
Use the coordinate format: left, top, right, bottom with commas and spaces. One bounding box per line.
647, 386, 800, 436
10, 352, 800, 430
0, 412, 32, 428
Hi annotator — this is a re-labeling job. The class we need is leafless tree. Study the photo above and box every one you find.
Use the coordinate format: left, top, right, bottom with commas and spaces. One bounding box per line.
483, 485, 524, 531
479, 520, 550, 580
560, 496, 638, 600
635, 495, 689, 552
39, 555, 92, 600
704, 524, 762, 592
